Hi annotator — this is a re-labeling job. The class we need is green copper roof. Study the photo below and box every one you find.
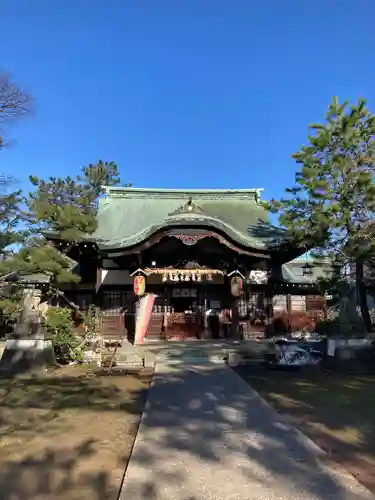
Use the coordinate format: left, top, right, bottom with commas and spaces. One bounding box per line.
281, 259, 333, 284
91, 187, 288, 251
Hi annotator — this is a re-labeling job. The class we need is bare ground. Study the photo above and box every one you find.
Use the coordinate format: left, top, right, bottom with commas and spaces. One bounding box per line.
0, 365, 153, 500
234, 365, 375, 495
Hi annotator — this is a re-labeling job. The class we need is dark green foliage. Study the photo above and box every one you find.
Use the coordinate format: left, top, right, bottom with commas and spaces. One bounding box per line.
315, 317, 340, 337
12, 160, 124, 285
1, 160, 126, 318
28, 159, 121, 241
268, 97, 375, 258
45, 307, 81, 363
0, 176, 25, 258
7, 241, 80, 284
268, 97, 375, 331
0, 177, 26, 317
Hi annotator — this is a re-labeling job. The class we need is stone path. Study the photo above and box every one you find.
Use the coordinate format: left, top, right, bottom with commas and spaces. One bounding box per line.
120, 363, 374, 500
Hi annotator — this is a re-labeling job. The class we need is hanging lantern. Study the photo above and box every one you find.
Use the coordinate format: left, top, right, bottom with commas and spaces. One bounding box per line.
133, 274, 146, 296
301, 262, 313, 277
231, 276, 243, 297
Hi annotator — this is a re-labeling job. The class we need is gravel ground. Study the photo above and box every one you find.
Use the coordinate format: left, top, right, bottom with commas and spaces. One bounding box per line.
120, 362, 374, 500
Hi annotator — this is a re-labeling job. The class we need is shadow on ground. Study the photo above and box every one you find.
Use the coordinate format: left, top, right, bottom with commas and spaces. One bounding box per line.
0, 439, 119, 500
0, 369, 151, 500
234, 365, 375, 492
120, 364, 373, 500
0, 364, 373, 500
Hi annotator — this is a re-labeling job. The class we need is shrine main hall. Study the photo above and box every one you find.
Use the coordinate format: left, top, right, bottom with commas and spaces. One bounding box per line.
50, 187, 329, 341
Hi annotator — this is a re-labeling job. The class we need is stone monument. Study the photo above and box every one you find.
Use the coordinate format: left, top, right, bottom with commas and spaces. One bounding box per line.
339, 287, 366, 337
0, 288, 56, 375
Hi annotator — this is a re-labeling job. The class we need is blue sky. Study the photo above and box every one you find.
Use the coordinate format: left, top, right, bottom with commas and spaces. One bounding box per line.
1, 1, 374, 201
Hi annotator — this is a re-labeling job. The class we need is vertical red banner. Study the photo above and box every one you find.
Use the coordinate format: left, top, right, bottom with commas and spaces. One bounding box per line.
135, 294, 156, 344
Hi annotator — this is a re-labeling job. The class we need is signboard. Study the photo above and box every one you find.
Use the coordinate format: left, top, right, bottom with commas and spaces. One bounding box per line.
133, 275, 146, 296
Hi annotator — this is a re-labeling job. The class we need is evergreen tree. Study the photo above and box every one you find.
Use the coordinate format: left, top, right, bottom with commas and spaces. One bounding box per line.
1, 161, 124, 313
28, 159, 122, 241
0, 72, 33, 316
268, 97, 375, 331
0, 176, 25, 262
9, 160, 122, 282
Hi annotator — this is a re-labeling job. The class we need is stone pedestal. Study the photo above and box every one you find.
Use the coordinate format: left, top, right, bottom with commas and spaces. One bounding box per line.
114, 341, 155, 370
0, 337, 56, 375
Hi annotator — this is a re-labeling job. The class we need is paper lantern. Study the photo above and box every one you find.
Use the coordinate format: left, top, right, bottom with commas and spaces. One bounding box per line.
230, 276, 243, 297
133, 275, 146, 296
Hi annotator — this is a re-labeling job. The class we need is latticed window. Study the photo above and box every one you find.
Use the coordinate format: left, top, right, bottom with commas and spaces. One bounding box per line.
102, 291, 133, 316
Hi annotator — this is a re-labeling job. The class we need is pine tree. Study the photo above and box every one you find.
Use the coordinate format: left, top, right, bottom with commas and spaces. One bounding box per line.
28, 160, 122, 241
268, 97, 375, 332
0, 175, 25, 262
0, 161, 125, 317
0, 71, 33, 316
10, 160, 123, 286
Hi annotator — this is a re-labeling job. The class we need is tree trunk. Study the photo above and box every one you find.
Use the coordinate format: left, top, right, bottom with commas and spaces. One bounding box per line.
355, 261, 372, 333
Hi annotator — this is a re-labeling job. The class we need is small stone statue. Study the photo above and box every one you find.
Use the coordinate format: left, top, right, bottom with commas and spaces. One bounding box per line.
13, 289, 43, 338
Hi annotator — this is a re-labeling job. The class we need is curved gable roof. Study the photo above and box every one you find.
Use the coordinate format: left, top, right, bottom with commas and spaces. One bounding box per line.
92, 187, 288, 252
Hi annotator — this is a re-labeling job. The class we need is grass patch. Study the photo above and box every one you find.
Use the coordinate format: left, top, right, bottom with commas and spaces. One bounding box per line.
234, 366, 375, 494
0, 365, 152, 500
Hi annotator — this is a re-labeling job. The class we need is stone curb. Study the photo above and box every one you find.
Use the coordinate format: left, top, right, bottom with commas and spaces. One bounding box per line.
119, 364, 158, 497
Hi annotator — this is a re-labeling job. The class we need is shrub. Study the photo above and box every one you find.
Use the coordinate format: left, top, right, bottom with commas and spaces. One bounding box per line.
81, 304, 101, 335
45, 307, 82, 363
315, 317, 340, 336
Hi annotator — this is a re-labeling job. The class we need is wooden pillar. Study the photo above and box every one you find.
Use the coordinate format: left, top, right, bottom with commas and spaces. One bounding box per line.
94, 264, 103, 309
264, 285, 273, 328
203, 292, 209, 338
163, 293, 168, 340
231, 298, 239, 339
286, 293, 292, 333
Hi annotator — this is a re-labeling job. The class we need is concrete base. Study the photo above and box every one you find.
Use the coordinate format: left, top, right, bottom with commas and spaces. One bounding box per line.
115, 341, 156, 370
0, 338, 57, 376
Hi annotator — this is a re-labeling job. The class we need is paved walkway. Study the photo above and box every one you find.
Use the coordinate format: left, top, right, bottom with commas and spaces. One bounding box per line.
120, 363, 374, 500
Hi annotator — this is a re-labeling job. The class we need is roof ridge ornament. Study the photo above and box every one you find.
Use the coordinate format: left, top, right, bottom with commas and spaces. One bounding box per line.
168, 197, 206, 216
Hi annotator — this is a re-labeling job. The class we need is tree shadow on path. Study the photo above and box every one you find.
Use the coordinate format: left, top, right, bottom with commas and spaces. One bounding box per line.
121, 364, 374, 500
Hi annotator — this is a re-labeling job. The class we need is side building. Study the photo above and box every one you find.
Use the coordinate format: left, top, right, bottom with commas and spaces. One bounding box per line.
48, 187, 331, 341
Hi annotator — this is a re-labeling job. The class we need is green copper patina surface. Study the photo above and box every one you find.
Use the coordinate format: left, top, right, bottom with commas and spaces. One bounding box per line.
281, 258, 333, 284
91, 187, 288, 251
